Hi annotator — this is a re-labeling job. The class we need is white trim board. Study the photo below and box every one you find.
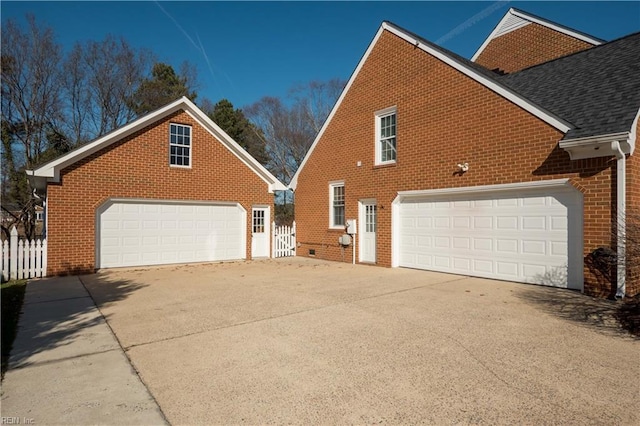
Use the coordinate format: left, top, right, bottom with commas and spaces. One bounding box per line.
289, 21, 572, 190
471, 8, 604, 62
27, 97, 286, 193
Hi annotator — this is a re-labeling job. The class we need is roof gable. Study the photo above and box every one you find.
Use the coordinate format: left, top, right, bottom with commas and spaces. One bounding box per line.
28, 97, 286, 192
471, 8, 604, 62
290, 21, 572, 189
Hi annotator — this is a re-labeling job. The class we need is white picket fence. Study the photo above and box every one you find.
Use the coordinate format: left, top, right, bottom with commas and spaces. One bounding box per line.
1, 226, 47, 281
272, 221, 296, 258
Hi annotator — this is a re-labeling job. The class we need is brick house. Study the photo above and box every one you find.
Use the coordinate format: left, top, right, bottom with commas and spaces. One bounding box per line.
28, 97, 286, 275
290, 9, 639, 298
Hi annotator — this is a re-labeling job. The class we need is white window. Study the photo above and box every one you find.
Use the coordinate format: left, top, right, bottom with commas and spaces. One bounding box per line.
252, 209, 265, 233
170, 123, 191, 167
375, 107, 397, 165
329, 182, 345, 228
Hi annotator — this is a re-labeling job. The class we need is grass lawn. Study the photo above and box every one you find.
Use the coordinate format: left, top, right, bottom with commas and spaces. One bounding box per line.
1, 279, 27, 379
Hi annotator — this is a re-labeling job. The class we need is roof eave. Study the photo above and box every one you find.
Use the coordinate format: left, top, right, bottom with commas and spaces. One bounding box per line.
290, 21, 573, 190
559, 131, 634, 160
471, 8, 604, 62
29, 96, 286, 193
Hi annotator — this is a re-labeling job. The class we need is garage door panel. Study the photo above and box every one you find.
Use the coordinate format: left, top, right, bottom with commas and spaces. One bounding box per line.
98, 201, 245, 269
398, 189, 580, 288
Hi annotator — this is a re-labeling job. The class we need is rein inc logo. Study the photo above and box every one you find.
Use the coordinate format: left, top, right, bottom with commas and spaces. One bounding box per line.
1, 418, 35, 425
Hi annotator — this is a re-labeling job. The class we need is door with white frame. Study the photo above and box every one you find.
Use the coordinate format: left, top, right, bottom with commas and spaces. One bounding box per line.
359, 200, 377, 263
251, 206, 270, 258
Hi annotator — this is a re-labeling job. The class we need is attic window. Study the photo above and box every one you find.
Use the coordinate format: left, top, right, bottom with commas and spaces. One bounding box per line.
169, 123, 191, 167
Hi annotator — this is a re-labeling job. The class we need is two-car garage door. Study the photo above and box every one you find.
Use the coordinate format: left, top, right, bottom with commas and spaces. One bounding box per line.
397, 184, 582, 289
98, 200, 246, 268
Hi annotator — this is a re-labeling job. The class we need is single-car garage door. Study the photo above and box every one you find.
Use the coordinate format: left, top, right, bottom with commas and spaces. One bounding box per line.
396, 183, 582, 289
98, 200, 246, 268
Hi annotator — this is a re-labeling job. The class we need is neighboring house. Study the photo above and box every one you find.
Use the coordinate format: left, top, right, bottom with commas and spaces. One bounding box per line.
291, 9, 639, 298
28, 97, 286, 275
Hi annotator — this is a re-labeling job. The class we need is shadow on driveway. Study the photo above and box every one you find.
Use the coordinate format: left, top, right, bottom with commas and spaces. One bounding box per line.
514, 285, 637, 339
8, 273, 147, 370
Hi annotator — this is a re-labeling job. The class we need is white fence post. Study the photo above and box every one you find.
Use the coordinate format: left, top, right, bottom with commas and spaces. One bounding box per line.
2, 226, 48, 281
272, 221, 276, 258
2, 239, 8, 281
9, 226, 18, 280
292, 221, 296, 256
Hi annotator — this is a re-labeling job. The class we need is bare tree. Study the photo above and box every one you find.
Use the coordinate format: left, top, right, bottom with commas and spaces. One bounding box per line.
1, 15, 63, 168
80, 35, 153, 137
289, 78, 345, 133
245, 79, 345, 185
60, 44, 92, 145
244, 97, 313, 185
1, 15, 63, 238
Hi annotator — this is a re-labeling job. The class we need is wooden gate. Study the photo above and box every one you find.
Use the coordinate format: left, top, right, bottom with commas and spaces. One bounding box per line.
272, 221, 296, 258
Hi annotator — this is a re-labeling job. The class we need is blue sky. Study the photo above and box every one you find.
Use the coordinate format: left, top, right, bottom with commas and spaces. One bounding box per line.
3, 1, 639, 109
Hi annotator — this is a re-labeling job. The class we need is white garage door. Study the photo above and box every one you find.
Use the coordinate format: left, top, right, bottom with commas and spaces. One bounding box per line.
397, 187, 582, 289
98, 201, 246, 268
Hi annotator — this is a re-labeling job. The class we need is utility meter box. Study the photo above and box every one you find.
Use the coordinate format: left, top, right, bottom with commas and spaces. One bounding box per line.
346, 219, 357, 234
339, 234, 352, 246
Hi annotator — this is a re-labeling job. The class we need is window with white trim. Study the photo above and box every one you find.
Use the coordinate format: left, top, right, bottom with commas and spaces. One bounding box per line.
375, 107, 397, 165
169, 123, 191, 167
329, 182, 345, 228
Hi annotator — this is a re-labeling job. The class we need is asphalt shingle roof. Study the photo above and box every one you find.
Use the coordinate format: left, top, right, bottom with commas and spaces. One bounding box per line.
498, 32, 640, 140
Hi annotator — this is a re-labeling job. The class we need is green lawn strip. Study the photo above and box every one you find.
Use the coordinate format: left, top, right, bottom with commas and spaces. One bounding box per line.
1, 279, 27, 379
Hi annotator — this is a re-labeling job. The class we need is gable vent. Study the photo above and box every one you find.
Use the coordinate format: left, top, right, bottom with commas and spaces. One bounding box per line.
494, 13, 531, 38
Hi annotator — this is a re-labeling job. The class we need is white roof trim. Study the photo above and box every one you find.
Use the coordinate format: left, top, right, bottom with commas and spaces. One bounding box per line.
471, 8, 604, 62
290, 25, 387, 190
28, 97, 286, 193
395, 178, 573, 200
290, 21, 572, 190
560, 131, 634, 160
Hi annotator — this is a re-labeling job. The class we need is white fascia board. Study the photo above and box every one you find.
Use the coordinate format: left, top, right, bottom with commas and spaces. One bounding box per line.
30, 96, 286, 193
471, 8, 603, 62
181, 105, 287, 192
383, 23, 572, 133
509, 9, 604, 46
290, 25, 387, 190
560, 131, 633, 160
395, 178, 573, 201
31, 98, 188, 180
471, 8, 525, 62
290, 21, 573, 190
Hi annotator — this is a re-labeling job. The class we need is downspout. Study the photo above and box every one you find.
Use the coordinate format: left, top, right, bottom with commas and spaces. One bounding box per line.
612, 141, 626, 299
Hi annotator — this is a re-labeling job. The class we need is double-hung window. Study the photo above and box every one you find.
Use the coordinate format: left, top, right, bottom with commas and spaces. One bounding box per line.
375, 107, 397, 165
329, 182, 345, 228
170, 123, 191, 167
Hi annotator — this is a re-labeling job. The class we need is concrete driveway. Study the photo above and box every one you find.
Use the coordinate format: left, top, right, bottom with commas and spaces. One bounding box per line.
82, 257, 638, 425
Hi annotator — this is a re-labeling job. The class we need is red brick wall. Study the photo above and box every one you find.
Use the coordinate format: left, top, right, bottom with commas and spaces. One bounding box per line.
295, 30, 619, 297
46, 110, 274, 275
475, 22, 596, 73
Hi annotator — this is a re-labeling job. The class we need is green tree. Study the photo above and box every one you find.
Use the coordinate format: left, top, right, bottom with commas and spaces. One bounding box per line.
129, 62, 197, 115
201, 98, 269, 166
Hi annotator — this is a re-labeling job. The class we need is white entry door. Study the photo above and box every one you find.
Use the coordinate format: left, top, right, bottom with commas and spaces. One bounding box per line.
251, 207, 270, 258
359, 201, 377, 263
